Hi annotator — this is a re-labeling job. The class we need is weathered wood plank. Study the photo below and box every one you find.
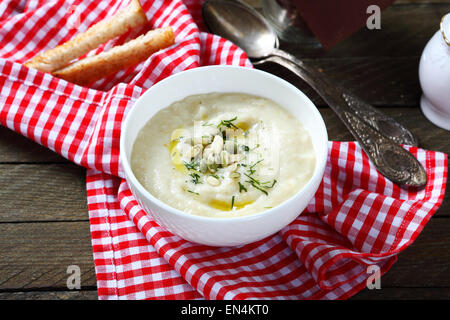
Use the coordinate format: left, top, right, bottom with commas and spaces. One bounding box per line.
0, 221, 96, 290
0, 126, 67, 163
0, 290, 98, 300
271, 3, 449, 59
396, 0, 450, 3
379, 217, 450, 287
301, 3, 449, 58
353, 287, 450, 300
256, 57, 423, 107
0, 164, 88, 222
245, 0, 450, 9
244, 1, 450, 58
1, 286, 450, 300
0, 218, 449, 293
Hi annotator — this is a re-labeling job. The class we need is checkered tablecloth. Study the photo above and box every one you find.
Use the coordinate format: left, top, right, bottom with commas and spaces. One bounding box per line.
0, 0, 447, 299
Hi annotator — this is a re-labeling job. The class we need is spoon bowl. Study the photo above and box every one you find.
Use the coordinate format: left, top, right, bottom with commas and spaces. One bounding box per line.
203, 0, 278, 58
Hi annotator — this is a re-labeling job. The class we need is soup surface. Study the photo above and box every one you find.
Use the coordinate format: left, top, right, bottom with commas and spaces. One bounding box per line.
131, 93, 316, 218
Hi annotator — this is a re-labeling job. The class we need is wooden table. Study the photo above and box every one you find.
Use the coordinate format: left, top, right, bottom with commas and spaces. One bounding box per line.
0, 0, 449, 300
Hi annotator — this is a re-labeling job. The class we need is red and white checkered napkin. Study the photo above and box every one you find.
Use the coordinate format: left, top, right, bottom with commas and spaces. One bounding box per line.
0, 0, 447, 300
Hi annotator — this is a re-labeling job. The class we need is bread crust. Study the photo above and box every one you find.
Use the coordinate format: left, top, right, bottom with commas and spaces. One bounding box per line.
52, 27, 175, 86
24, 0, 148, 72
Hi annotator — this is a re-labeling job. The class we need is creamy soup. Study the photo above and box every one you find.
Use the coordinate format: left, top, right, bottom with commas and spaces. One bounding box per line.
131, 93, 315, 218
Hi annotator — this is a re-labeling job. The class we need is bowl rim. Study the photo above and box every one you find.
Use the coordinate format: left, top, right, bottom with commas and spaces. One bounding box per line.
120, 65, 328, 223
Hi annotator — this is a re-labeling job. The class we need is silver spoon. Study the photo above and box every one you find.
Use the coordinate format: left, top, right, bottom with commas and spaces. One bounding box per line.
202, 0, 427, 187
202, 0, 417, 146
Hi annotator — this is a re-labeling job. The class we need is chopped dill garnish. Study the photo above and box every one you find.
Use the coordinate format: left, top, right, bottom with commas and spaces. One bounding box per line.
243, 173, 276, 196
243, 173, 259, 184
217, 116, 238, 130
238, 182, 247, 193
250, 159, 263, 169
242, 145, 250, 152
187, 189, 199, 195
189, 172, 202, 184
261, 179, 277, 188
184, 160, 199, 171
247, 159, 263, 175
231, 195, 235, 209
247, 180, 268, 195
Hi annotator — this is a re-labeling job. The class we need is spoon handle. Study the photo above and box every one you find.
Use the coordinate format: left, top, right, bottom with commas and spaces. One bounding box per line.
255, 55, 427, 187
270, 48, 418, 147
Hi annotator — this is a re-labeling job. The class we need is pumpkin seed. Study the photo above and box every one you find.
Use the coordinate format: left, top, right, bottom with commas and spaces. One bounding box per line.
206, 175, 220, 186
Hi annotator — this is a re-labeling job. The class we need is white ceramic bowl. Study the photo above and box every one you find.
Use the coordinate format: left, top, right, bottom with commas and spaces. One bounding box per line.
120, 66, 328, 246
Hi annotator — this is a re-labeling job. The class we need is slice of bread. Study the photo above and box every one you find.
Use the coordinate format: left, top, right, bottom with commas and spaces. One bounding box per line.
25, 0, 147, 73
52, 27, 175, 86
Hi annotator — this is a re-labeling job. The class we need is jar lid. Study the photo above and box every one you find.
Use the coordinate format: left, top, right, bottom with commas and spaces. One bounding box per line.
441, 13, 450, 46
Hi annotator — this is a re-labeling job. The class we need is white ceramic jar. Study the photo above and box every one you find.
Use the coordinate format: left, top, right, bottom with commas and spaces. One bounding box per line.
419, 13, 450, 130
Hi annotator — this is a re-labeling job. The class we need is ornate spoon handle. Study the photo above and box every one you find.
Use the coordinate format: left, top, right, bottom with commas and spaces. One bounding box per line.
342, 111, 426, 187
269, 48, 418, 146
254, 55, 427, 187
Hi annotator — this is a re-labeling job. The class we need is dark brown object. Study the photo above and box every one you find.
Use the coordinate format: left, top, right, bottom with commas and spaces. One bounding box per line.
292, 0, 396, 49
